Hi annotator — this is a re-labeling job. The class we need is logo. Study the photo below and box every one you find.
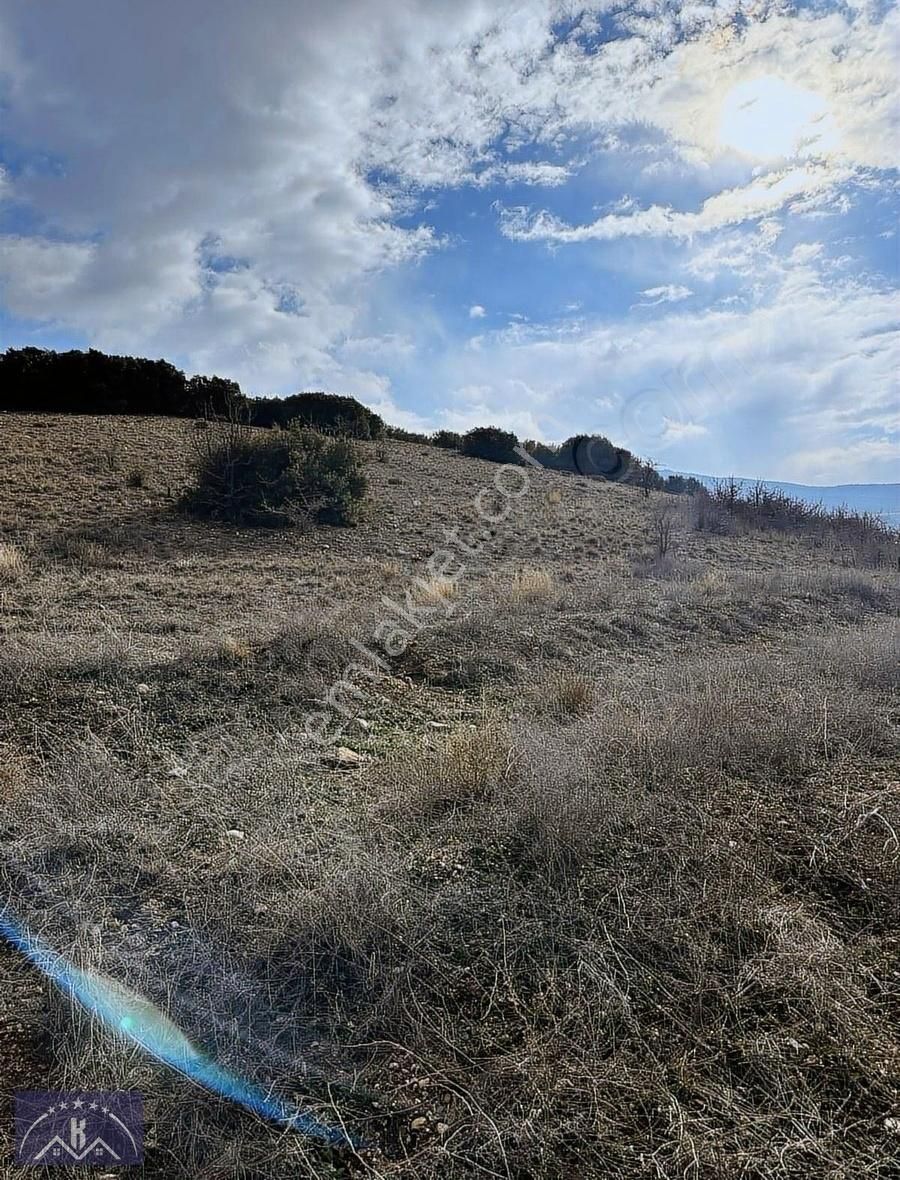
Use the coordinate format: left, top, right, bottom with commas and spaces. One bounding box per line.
15, 1092, 143, 1166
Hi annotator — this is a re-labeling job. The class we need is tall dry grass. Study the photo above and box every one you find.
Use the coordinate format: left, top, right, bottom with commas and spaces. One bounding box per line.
4, 619, 897, 1176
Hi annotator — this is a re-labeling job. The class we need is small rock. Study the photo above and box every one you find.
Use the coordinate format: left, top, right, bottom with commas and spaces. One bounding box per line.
410, 1117, 428, 1132
354, 718, 371, 731
225, 829, 245, 840
328, 746, 365, 768
436, 1122, 450, 1136
136, 683, 151, 695
885, 1117, 900, 1135
168, 767, 187, 779
426, 720, 449, 729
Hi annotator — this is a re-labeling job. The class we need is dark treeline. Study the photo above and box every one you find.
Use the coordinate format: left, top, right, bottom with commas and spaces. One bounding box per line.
521, 434, 704, 496
0, 346, 240, 418
0, 347, 386, 439
0, 345, 695, 492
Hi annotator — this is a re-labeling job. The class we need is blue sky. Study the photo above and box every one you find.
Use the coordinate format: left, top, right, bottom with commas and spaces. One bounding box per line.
0, 0, 897, 482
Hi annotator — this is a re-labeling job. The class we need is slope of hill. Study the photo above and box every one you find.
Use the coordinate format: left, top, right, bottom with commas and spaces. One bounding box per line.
0, 414, 898, 1179
660, 465, 900, 524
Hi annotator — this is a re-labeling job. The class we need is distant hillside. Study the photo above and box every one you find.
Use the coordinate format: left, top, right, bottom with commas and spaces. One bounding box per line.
659, 468, 900, 526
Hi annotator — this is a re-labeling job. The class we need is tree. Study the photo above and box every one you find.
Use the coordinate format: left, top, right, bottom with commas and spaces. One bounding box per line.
461, 425, 521, 464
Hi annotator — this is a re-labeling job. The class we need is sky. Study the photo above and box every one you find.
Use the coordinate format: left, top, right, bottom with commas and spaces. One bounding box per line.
0, 0, 897, 483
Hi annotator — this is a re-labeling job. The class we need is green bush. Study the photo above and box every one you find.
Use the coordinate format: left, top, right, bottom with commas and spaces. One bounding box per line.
386, 425, 431, 444
461, 425, 521, 464
432, 429, 462, 450
249, 391, 385, 438
181, 422, 367, 527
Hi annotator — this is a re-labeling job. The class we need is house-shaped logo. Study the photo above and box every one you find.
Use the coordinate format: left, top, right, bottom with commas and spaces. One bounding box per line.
15, 1091, 143, 1166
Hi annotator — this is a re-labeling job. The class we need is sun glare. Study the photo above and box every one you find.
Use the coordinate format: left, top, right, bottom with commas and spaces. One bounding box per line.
717, 75, 837, 160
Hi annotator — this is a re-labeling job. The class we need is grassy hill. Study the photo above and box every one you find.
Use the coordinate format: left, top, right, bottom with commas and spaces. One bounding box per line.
1, 413, 898, 1178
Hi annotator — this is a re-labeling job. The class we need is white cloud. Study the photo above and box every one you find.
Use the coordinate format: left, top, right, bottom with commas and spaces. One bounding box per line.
637, 284, 693, 306
409, 261, 900, 481
0, 0, 895, 490
648, 8, 900, 173
787, 438, 900, 485
498, 163, 855, 244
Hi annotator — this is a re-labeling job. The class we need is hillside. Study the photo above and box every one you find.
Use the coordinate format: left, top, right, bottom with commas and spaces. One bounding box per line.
1, 413, 899, 1179
660, 466, 900, 525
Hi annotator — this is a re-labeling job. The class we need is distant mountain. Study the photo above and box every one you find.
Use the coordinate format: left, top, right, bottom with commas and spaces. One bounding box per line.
658, 468, 900, 526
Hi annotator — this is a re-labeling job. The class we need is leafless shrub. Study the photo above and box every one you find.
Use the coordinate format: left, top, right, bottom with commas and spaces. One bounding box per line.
700, 479, 900, 567
804, 616, 898, 692
689, 486, 737, 534
631, 551, 693, 580
651, 496, 679, 557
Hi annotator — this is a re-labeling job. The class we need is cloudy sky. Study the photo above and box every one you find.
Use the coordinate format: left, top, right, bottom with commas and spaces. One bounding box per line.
0, 0, 897, 482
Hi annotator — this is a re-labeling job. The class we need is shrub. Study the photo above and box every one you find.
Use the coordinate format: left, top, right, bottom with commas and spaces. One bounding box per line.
461, 425, 521, 464
651, 497, 680, 557
125, 467, 146, 488
249, 391, 385, 439
690, 486, 737, 535
432, 429, 462, 450
181, 421, 367, 527
386, 425, 431, 444
695, 479, 900, 566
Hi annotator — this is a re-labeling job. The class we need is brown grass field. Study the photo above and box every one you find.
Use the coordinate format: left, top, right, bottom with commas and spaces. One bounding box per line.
0, 412, 898, 1178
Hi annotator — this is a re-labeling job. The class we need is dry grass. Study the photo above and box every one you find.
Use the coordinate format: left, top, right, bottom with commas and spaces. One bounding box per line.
1, 413, 899, 1178
54, 535, 108, 568
0, 541, 26, 583
543, 668, 595, 718
4, 622, 897, 1177
415, 574, 459, 605
0, 742, 30, 803
507, 565, 557, 605
379, 721, 513, 819
211, 633, 255, 663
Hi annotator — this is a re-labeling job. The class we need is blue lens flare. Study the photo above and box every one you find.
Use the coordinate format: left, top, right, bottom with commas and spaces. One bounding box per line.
0, 908, 361, 1149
